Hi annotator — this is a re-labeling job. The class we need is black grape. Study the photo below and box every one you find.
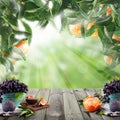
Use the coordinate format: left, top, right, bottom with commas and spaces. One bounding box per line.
103, 79, 120, 103
0, 78, 28, 103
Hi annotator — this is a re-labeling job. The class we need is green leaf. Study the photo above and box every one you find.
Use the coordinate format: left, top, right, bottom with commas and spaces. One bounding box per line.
77, 7, 88, 20
1, 14, 18, 31
52, 0, 62, 15
18, 105, 27, 110
93, 0, 98, 8
7, 59, 14, 71
12, 47, 26, 60
0, 55, 6, 64
110, 5, 118, 15
39, 20, 49, 27
0, 25, 10, 48
19, 111, 28, 117
95, 109, 105, 115
8, 33, 16, 48
100, 0, 120, 4
25, 1, 39, 11
21, 21, 32, 44
4, 15, 18, 27
61, 14, 68, 29
97, 5, 108, 16
19, 107, 34, 118
15, 92, 24, 100
116, 15, 120, 27
81, 23, 86, 38
86, 25, 96, 37
77, 100, 83, 105
0, 0, 10, 7
104, 26, 113, 43
96, 15, 111, 23
34, 0, 44, 7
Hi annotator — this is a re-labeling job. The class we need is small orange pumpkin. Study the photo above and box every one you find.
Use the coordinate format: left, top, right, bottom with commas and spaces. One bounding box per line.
83, 96, 102, 112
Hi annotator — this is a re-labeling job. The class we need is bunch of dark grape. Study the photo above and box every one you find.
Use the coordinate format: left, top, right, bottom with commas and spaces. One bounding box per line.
103, 79, 120, 103
0, 78, 28, 102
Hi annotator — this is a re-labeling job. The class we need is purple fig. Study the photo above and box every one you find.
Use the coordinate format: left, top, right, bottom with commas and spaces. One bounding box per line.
2, 100, 16, 112
110, 101, 120, 112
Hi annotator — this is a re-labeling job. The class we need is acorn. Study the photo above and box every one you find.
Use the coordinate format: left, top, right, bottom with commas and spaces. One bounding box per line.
2, 100, 16, 112
110, 101, 120, 112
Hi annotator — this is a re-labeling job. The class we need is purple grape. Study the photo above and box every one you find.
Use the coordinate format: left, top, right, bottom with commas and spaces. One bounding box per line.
103, 79, 120, 103
0, 78, 28, 102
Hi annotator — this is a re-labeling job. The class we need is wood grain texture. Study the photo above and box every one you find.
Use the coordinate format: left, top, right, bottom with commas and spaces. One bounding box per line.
84, 88, 104, 120
45, 89, 65, 120
26, 88, 50, 120
0, 117, 9, 120
74, 89, 92, 120
0, 89, 119, 120
63, 89, 84, 120
7, 88, 40, 120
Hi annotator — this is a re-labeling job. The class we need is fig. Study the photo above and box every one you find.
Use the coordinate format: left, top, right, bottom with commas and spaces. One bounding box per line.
2, 100, 16, 112
110, 101, 120, 112
26, 96, 37, 105
39, 98, 47, 106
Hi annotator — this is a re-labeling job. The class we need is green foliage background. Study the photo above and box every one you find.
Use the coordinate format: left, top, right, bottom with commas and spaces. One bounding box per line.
0, 0, 120, 68
0, 0, 120, 88
13, 30, 120, 88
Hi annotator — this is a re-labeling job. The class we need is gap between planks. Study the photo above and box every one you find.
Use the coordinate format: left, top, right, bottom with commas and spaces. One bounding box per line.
63, 89, 84, 120
1, 89, 120, 120
45, 89, 65, 120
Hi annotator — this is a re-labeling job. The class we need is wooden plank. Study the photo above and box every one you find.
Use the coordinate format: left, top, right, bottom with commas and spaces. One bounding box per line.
45, 89, 65, 120
84, 88, 104, 120
27, 88, 40, 97
1, 88, 120, 120
63, 89, 84, 120
0, 117, 8, 120
73, 89, 92, 120
7, 88, 40, 120
7, 116, 23, 120
25, 88, 50, 120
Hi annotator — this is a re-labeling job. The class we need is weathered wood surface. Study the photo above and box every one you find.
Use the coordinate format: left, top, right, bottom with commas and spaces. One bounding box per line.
1, 89, 120, 120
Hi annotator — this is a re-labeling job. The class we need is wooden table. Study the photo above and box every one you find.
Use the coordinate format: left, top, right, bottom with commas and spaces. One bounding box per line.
1, 88, 120, 120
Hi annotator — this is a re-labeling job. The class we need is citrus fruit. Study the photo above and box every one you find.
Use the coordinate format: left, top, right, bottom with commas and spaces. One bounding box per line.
69, 23, 82, 36
83, 96, 102, 112
104, 55, 113, 65
15, 40, 29, 54
106, 8, 112, 16
112, 34, 120, 41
